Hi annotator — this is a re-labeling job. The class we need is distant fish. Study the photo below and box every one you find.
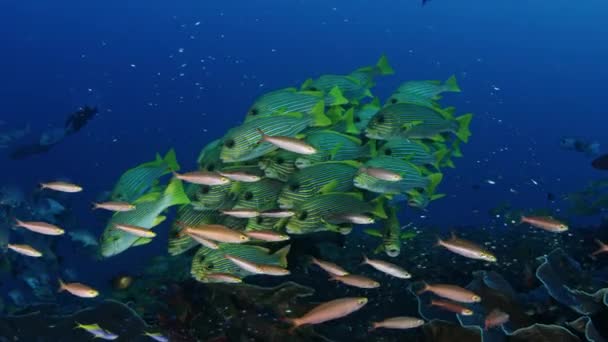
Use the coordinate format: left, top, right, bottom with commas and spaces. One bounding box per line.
114, 223, 156, 238
417, 282, 481, 303
75, 323, 118, 340
40, 181, 83, 193
591, 239, 608, 257
68, 230, 99, 247
245, 230, 290, 242
93, 201, 136, 212
592, 154, 608, 170
370, 316, 425, 331
221, 209, 260, 218
326, 213, 375, 225
259, 210, 295, 218
310, 257, 349, 276
430, 299, 473, 315
204, 273, 243, 284
330, 274, 380, 289
560, 137, 600, 157
358, 166, 402, 182
520, 215, 568, 233
361, 255, 411, 279
176, 222, 249, 243
15, 219, 64, 236
436, 233, 497, 262
484, 309, 509, 330
58, 279, 99, 298
111, 275, 134, 290
7, 243, 42, 257
225, 254, 290, 276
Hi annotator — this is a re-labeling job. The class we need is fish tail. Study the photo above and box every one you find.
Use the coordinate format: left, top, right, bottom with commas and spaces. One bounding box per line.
39, 183, 46, 190
341, 107, 359, 135
361, 254, 369, 265
310, 100, 331, 127
592, 239, 607, 256
415, 281, 429, 295
274, 244, 291, 267
455, 113, 472, 143
256, 128, 267, 144
14, 218, 23, 228
91, 202, 99, 210
58, 278, 65, 293
375, 54, 394, 76
434, 236, 442, 247
368, 323, 378, 332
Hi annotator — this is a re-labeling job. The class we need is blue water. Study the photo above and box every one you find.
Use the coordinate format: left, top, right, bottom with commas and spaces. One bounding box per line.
2, 0, 608, 340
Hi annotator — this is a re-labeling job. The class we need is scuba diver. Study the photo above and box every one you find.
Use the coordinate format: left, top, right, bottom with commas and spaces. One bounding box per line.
10, 106, 98, 160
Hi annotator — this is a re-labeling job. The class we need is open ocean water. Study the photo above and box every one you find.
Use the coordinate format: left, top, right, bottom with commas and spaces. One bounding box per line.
1, 1, 608, 341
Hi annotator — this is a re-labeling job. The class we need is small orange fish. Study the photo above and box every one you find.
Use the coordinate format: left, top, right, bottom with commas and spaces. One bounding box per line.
218, 171, 261, 182
430, 299, 473, 315
286, 297, 368, 332
204, 273, 243, 283
330, 274, 380, 289
58, 279, 99, 298
113, 224, 156, 238
484, 309, 509, 330
245, 230, 290, 242
40, 181, 83, 193
310, 257, 349, 276
177, 222, 249, 243
370, 316, 425, 331
418, 282, 481, 303
15, 219, 64, 236
7, 244, 42, 257
359, 167, 402, 182
520, 216, 568, 232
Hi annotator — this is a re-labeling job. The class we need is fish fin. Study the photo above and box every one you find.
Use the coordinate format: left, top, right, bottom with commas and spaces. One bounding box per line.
591, 239, 608, 256
363, 229, 383, 238
342, 108, 360, 135
431, 193, 446, 201
301, 78, 314, 90
328, 86, 349, 106
133, 237, 153, 246
274, 244, 291, 267
328, 142, 344, 159
163, 177, 191, 207
361, 253, 370, 265
434, 235, 442, 247
443, 106, 456, 119
363, 88, 373, 98
432, 148, 449, 170
164, 149, 180, 172
318, 180, 339, 194
401, 231, 417, 240
445, 74, 461, 92
326, 106, 344, 124
426, 173, 443, 197
455, 113, 473, 143
451, 140, 463, 157
365, 139, 378, 158
376, 54, 394, 75
153, 215, 166, 226
134, 191, 162, 204
310, 101, 331, 127
58, 278, 65, 292
370, 196, 388, 219
429, 134, 446, 142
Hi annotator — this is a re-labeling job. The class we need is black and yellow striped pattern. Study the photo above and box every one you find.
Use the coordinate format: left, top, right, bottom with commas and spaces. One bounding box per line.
278, 161, 358, 209
232, 179, 283, 211
245, 88, 324, 121
190, 244, 288, 282
306, 75, 371, 103
365, 103, 456, 140
286, 192, 373, 234
378, 139, 435, 166
258, 150, 299, 181
354, 156, 429, 195
220, 114, 312, 163
296, 130, 367, 168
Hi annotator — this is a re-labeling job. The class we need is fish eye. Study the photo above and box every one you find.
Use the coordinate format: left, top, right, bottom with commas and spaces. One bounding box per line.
249, 108, 259, 116
200, 185, 210, 194
308, 87, 318, 91
206, 164, 215, 172
224, 139, 235, 148
206, 263, 214, 270
463, 309, 473, 315
256, 217, 264, 224
390, 98, 397, 104
276, 157, 285, 165
298, 211, 308, 220
472, 295, 481, 301
358, 298, 367, 304
243, 191, 253, 200
384, 148, 392, 156
376, 115, 385, 124
354, 116, 361, 123
289, 183, 300, 192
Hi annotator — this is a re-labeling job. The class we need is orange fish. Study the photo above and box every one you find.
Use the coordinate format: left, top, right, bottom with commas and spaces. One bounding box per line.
173, 171, 230, 186
310, 257, 349, 276
177, 222, 249, 243
15, 219, 64, 236
592, 239, 608, 257
520, 216, 568, 232
7, 244, 42, 257
330, 274, 380, 289
484, 309, 509, 330
285, 297, 368, 332
58, 279, 99, 298
93, 201, 136, 212
430, 299, 473, 315
418, 282, 481, 303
